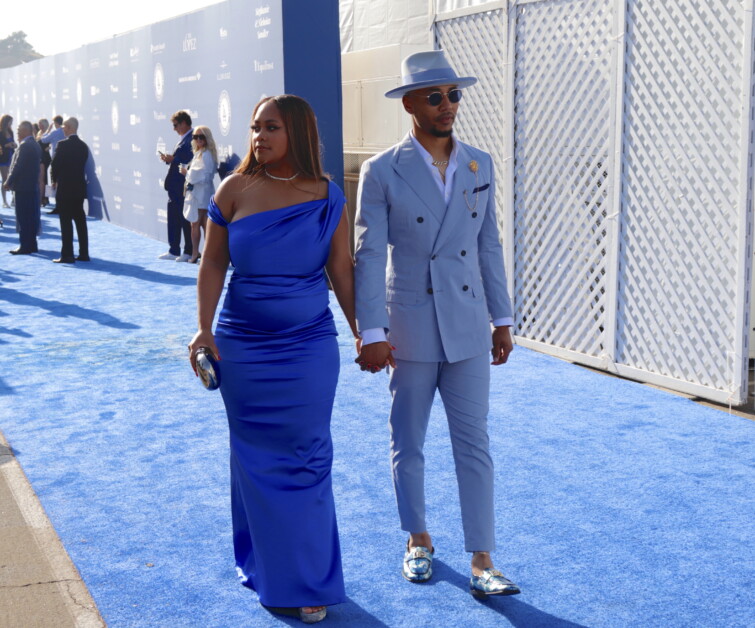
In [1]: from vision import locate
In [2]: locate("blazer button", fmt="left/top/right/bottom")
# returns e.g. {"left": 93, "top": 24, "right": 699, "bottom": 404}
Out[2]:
{"left": 417, "top": 216, "right": 424, "bottom": 223}
{"left": 462, "top": 285, "right": 469, "bottom": 291}
{"left": 427, "top": 288, "right": 433, "bottom": 294}
{"left": 471, "top": 212, "right": 478, "bottom": 218}
{"left": 431, "top": 255, "right": 437, "bottom": 260}
{"left": 460, "top": 250, "right": 466, "bottom": 256}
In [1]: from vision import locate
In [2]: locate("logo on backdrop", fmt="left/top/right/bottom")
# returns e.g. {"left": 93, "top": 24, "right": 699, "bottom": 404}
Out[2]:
{"left": 76, "top": 79, "right": 82, "bottom": 107}
{"left": 218, "top": 90, "right": 231, "bottom": 137}
{"left": 132, "top": 72, "right": 138, "bottom": 99}
{"left": 183, "top": 33, "right": 197, "bottom": 53}
{"left": 154, "top": 63, "right": 164, "bottom": 102}
{"left": 111, "top": 101, "right": 119, "bottom": 134}
{"left": 32, "top": 87, "right": 37, "bottom": 109}
{"left": 156, "top": 137, "right": 167, "bottom": 156}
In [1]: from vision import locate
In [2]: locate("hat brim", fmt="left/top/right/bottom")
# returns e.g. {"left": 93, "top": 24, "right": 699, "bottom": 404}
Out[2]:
{"left": 384, "top": 76, "right": 478, "bottom": 99}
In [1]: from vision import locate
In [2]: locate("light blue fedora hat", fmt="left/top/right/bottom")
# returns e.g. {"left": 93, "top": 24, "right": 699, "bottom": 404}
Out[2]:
{"left": 385, "top": 50, "right": 478, "bottom": 98}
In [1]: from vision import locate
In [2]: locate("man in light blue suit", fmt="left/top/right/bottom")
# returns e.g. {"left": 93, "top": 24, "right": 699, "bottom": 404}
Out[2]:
{"left": 354, "top": 50, "right": 521, "bottom": 600}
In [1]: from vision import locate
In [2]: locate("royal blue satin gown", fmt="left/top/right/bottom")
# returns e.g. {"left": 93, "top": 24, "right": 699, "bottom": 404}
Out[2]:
{"left": 207, "top": 180, "right": 346, "bottom": 608}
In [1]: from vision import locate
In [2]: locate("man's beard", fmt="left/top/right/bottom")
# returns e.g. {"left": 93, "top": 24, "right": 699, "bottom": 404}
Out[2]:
{"left": 431, "top": 128, "right": 453, "bottom": 138}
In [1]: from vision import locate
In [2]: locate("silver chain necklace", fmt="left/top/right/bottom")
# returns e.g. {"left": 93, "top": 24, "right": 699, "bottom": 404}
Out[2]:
{"left": 264, "top": 169, "right": 300, "bottom": 181}
{"left": 432, "top": 160, "right": 449, "bottom": 167}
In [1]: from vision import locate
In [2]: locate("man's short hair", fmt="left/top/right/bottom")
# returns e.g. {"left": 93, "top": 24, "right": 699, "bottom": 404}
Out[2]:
{"left": 171, "top": 110, "right": 192, "bottom": 127}
{"left": 53, "top": 115, "right": 63, "bottom": 125}
{"left": 18, "top": 121, "right": 33, "bottom": 134}
{"left": 64, "top": 117, "right": 79, "bottom": 132}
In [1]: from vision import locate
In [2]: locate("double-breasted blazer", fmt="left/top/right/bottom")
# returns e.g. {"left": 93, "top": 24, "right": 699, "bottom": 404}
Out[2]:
{"left": 354, "top": 133, "right": 513, "bottom": 364}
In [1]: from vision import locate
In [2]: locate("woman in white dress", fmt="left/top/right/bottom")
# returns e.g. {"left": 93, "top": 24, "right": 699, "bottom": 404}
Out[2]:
{"left": 181, "top": 125, "right": 218, "bottom": 263}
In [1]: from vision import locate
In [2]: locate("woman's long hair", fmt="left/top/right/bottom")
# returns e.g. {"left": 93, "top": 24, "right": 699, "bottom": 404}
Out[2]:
{"left": 236, "top": 95, "right": 325, "bottom": 180}
{"left": 191, "top": 125, "right": 218, "bottom": 164}
{"left": 0, "top": 114, "right": 12, "bottom": 136}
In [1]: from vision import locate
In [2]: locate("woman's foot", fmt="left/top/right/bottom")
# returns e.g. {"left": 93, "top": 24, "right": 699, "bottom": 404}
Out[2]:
{"left": 299, "top": 606, "right": 327, "bottom": 624}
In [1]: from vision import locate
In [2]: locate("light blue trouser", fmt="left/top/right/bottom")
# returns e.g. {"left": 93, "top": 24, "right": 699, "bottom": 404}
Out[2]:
{"left": 388, "top": 354, "right": 495, "bottom": 552}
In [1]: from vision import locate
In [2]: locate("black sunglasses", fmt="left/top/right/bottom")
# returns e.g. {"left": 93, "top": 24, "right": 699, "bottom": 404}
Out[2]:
{"left": 192, "top": 134, "right": 206, "bottom": 140}
{"left": 425, "top": 89, "right": 463, "bottom": 106}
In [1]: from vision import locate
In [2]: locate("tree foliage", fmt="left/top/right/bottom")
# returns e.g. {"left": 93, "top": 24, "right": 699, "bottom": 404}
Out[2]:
{"left": 0, "top": 31, "right": 43, "bottom": 69}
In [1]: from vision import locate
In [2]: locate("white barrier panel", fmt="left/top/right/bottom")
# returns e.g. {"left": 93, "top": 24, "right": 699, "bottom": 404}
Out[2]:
{"left": 435, "top": 0, "right": 755, "bottom": 404}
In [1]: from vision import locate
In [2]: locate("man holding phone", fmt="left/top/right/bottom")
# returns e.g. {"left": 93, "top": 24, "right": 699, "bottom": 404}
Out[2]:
{"left": 158, "top": 110, "right": 193, "bottom": 261}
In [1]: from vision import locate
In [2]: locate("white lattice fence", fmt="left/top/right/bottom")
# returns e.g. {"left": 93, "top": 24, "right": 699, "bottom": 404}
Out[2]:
{"left": 616, "top": 0, "right": 753, "bottom": 397}
{"left": 508, "top": 0, "right": 616, "bottom": 358}
{"left": 434, "top": 0, "right": 755, "bottom": 404}
{"left": 435, "top": 6, "right": 507, "bottom": 239}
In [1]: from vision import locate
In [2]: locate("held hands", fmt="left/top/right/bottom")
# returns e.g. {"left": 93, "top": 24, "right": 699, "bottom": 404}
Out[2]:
{"left": 491, "top": 326, "right": 513, "bottom": 365}
{"left": 355, "top": 341, "right": 396, "bottom": 373}
{"left": 188, "top": 329, "right": 221, "bottom": 376}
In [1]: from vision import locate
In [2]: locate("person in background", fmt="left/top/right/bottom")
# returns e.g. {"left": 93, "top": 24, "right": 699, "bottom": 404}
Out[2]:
{"left": 37, "top": 118, "right": 52, "bottom": 207}
{"left": 3, "top": 121, "right": 41, "bottom": 253}
{"left": 50, "top": 117, "right": 90, "bottom": 263}
{"left": 41, "top": 115, "right": 65, "bottom": 157}
{"left": 158, "top": 110, "right": 193, "bottom": 261}
{"left": 0, "top": 114, "right": 17, "bottom": 209}
{"left": 180, "top": 125, "right": 217, "bottom": 264}
{"left": 41, "top": 115, "right": 66, "bottom": 214}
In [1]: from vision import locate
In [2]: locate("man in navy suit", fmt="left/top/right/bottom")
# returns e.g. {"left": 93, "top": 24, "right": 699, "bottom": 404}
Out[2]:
{"left": 354, "top": 51, "right": 520, "bottom": 599}
{"left": 158, "top": 110, "right": 193, "bottom": 261}
{"left": 51, "top": 117, "right": 90, "bottom": 263}
{"left": 3, "top": 121, "right": 42, "bottom": 254}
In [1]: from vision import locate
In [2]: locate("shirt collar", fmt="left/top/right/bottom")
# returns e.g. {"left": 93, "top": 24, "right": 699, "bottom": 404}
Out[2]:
{"left": 410, "top": 131, "right": 458, "bottom": 167}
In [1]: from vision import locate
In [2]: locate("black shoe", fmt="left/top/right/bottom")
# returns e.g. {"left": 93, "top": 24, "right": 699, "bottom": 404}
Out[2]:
{"left": 47, "top": 209, "right": 59, "bottom": 215}
{"left": 76, "top": 255, "right": 91, "bottom": 262}
{"left": 53, "top": 256, "right": 75, "bottom": 264}
{"left": 9, "top": 248, "right": 34, "bottom": 255}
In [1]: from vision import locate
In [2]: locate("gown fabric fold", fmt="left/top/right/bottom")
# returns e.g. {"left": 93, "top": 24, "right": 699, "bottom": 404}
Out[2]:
{"left": 208, "top": 180, "right": 346, "bottom": 607}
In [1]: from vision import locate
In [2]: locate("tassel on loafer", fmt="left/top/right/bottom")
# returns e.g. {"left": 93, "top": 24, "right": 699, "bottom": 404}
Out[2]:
{"left": 469, "top": 568, "right": 521, "bottom": 599}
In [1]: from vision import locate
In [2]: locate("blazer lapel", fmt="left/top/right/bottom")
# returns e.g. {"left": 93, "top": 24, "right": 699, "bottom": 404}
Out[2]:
{"left": 433, "top": 143, "right": 477, "bottom": 252}
{"left": 391, "top": 134, "right": 446, "bottom": 224}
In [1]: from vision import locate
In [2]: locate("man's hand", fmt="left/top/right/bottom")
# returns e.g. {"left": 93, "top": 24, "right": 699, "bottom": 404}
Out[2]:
{"left": 160, "top": 153, "right": 174, "bottom": 164}
{"left": 491, "top": 326, "right": 513, "bottom": 365}
{"left": 355, "top": 341, "right": 396, "bottom": 373}
{"left": 2, "top": 182, "right": 8, "bottom": 191}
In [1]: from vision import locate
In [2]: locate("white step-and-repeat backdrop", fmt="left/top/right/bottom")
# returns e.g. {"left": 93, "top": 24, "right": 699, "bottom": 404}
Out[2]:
{"left": 0, "top": 0, "right": 343, "bottom": 241}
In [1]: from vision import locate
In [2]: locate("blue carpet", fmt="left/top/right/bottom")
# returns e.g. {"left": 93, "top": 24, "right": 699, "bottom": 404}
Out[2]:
{"left": 0, "top": 213, "right": 753, "bottom": 627}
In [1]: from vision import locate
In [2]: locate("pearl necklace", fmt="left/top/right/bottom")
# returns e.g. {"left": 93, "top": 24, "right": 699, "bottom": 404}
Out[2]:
{"left": 264, "top": 169, "right": 300, "bottom": 181}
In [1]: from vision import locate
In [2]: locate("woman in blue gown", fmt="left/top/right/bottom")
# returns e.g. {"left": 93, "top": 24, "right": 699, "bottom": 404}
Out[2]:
{"left": 188, "top": 95, "right": 358, "bottom": 624}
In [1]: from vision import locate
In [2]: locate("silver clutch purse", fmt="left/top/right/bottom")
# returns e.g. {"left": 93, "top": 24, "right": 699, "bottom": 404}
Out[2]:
{"left": 195, "top": 347, "right": 220, "bottom": 390}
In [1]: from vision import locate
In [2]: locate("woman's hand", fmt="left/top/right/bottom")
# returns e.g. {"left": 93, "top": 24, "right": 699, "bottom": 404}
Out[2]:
{"left": 180, "top": 165, "right": 188, "bottom": 176}
{"left": 188, "top": 329, "right": 220, "bottom": 376}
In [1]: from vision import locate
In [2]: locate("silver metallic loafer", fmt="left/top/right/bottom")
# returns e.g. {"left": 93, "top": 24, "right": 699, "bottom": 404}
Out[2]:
{"left": 402, "top": 544, "right": 434, "bottom": 582}
{"left": 469, "top": 568, "right": 521, "bottom": 599}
